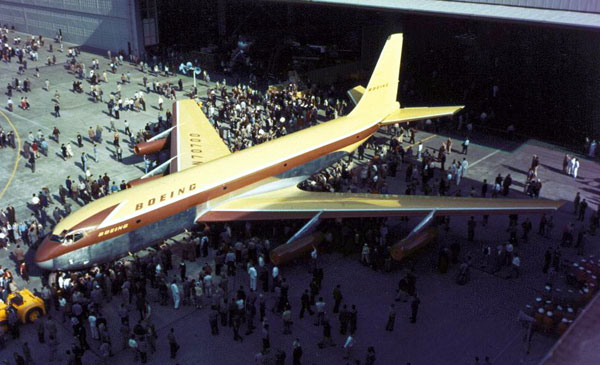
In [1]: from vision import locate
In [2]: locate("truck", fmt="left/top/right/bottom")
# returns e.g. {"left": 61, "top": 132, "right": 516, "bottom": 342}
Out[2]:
{"left": 0, "top": 289, "right": 46, "bottom": 333}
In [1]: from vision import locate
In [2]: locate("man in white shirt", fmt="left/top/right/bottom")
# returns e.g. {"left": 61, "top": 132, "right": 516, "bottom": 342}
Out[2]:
{"left": 314, "top": 297, "right": 326, "bottom": 326}
{"left": 461, "top": 158, "right": 469, "bottom": 176}
{"left": 572, "top": 158, "right": 580, "bottom": 179}
{"left": 31, "top": 194, "right": 40, "bottom": 215}
{"left": 310, "top": 246, "right": 318, "bottom": 273}
{"left": 58, "top": 296, "right": 68, "bottom": 322}
{"left": 343, "top": 334, "right": 355, "bottom": 359}
{"left": 461, "top": 138, "right": 470, "bottom": 154}
{"left": 361, "top": 244, "right": 370, "bottom": 266}
{"left": 170, "top": 280, "right": 180, "bottom": 309}
{"left": 511, "top": 253, "right": 521, "bottom": 278}
{"left": 89, "top": 312, "right": 99, "bottom": 339}
{"left": 203, "top": 273, "right": 213, "bottom": 297}
{"left": 247, "top": 265, "right": 257, "bottom": 291}
{"left": 567, "top": 156, "right": 574, "bottom": 176}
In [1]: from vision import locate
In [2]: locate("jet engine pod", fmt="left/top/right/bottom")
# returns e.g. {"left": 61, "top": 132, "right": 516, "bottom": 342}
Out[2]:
{"left": 270, "top": 232, "right": 324, "bottom": 266}
{"left": 134, "top": 138, "right": 167, "bottom": 155}
{"left": 390, "top": 226, "right": 438, "bottom": 261}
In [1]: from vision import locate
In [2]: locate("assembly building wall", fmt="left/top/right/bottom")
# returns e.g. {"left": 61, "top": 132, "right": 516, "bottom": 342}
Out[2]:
{"left": 448, "top": 0, "right": 600, "bottom": 13}
{"left": 0, "top": 0, "right": 143, "bottom": 55}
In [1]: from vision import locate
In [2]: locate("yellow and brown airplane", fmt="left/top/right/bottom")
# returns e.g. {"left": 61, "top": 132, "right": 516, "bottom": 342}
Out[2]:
{"left": 35, "top": 34, "right": 563, "bottom": 270}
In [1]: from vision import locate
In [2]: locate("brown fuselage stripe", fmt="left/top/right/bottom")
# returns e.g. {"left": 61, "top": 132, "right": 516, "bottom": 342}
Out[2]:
{"left": 70, "top": 205, "right": 118, "bottom": 231}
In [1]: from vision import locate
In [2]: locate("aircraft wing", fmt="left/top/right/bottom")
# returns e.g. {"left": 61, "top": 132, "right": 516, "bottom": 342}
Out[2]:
{"left": 170, "top": 100, "right": 231, "bottom": 172}
{"left": 199, "top": 186, "right": 565, "bottom": 221}
{"left": 380, "top": 106, "right": 464, "bottom": 126}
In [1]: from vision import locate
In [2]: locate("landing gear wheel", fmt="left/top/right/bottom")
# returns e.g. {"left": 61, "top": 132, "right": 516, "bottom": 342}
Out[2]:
{"left": 26, "top": 307, "right": 43, "bottom": 323}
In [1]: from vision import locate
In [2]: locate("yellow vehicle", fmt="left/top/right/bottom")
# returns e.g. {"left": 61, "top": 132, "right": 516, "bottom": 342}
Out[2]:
{"left": 0, "top": 289, "right": 46, "bottom": 332}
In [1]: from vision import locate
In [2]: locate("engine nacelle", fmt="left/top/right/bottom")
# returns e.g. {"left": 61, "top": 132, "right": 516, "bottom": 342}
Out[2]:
{"left": 134, "top": 138, "right": 167, "bottom": 155}
{"left": 270, "top": 232, "right": 324, "bottom": 265}
{"left": 390, "top": 226, "right": 438, "bottom": 261}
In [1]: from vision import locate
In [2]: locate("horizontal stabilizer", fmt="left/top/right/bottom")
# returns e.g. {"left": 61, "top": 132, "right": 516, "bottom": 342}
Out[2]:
{"left": 347, "top": 85, "right": 365, "bottom": 105}
{"left": 380, "top": 106, "right": 463, "bottom": 126}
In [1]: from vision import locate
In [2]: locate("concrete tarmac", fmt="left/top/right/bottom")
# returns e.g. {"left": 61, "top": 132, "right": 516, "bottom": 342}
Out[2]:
{"left": 1, "top": 30, "right": 599, "bottom": 364}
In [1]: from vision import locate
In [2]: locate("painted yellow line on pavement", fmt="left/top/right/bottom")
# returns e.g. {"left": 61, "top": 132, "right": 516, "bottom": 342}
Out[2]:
{"left": 470, "top": 149, "right": 502, "bottom": 168}
{"left": 406, "top": 134, "right": 436, "bottom": 149}
{"left": 0, "top": 110, "right": 22, "bottom": 201}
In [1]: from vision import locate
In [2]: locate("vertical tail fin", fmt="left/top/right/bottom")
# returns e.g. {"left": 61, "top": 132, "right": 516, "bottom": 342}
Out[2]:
{"left": 351, "top": 33, "right": 403, "bottom": 118}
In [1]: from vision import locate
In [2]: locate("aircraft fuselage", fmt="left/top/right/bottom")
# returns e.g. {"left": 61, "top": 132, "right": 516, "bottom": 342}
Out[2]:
{"left": 35, "top": 113, "right": 377, "bottom": 270}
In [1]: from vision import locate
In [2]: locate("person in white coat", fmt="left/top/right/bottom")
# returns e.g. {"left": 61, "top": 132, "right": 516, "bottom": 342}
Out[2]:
{"left": 572, "top": 158, "right": 580, "bottom": 179}
{"left": 461, "top": 158, "right": 469, "bottom": 176}
{"left": 567, "top": 156, "right": 574, "bottom": 176}
{"left": 170, "top": 280, "right": 180, "bottom": 309}
{"left": 248, "top": 265, "right": 257, "bottom": 291}
{"left": 310, "top": 246, "right": 318, "bottom": 273}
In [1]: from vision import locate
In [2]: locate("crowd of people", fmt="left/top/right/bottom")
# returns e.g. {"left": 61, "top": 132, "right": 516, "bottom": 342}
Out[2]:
{"left": 0, "top": 26, "right": 390, "bottom": 364}
{"left": 0, "top": 24, "right": 599, "bottom": 364}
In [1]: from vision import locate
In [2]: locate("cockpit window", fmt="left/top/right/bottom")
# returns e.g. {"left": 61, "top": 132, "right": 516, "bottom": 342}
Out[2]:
{"left": 65, "top": 233, "right": 84, "bottom": 244}
{"left": 50, "top": 231, "right": 86, "bottom": 245}
{"left": 49, "top": 234, "right": 64, "bottom": 243}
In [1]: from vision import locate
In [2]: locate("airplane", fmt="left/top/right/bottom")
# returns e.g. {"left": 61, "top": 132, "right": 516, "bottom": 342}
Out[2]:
{"left": 35, "top": 34, "right": 563, "bottom": 271}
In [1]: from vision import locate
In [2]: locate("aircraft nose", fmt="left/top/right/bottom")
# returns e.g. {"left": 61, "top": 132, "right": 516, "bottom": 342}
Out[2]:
{"left": 35, "top": 236, "right": 58, "bottom": 270}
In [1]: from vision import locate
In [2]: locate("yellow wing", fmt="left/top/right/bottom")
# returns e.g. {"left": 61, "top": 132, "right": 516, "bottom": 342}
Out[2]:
{"left": 171, "top": 99, "right": 231, "bottom": 172}
{"left": 199, "top": 186, "right": 564, "bottom": 221}
{"left": 380, "top": 106, "right": 464, "bottom": 126}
